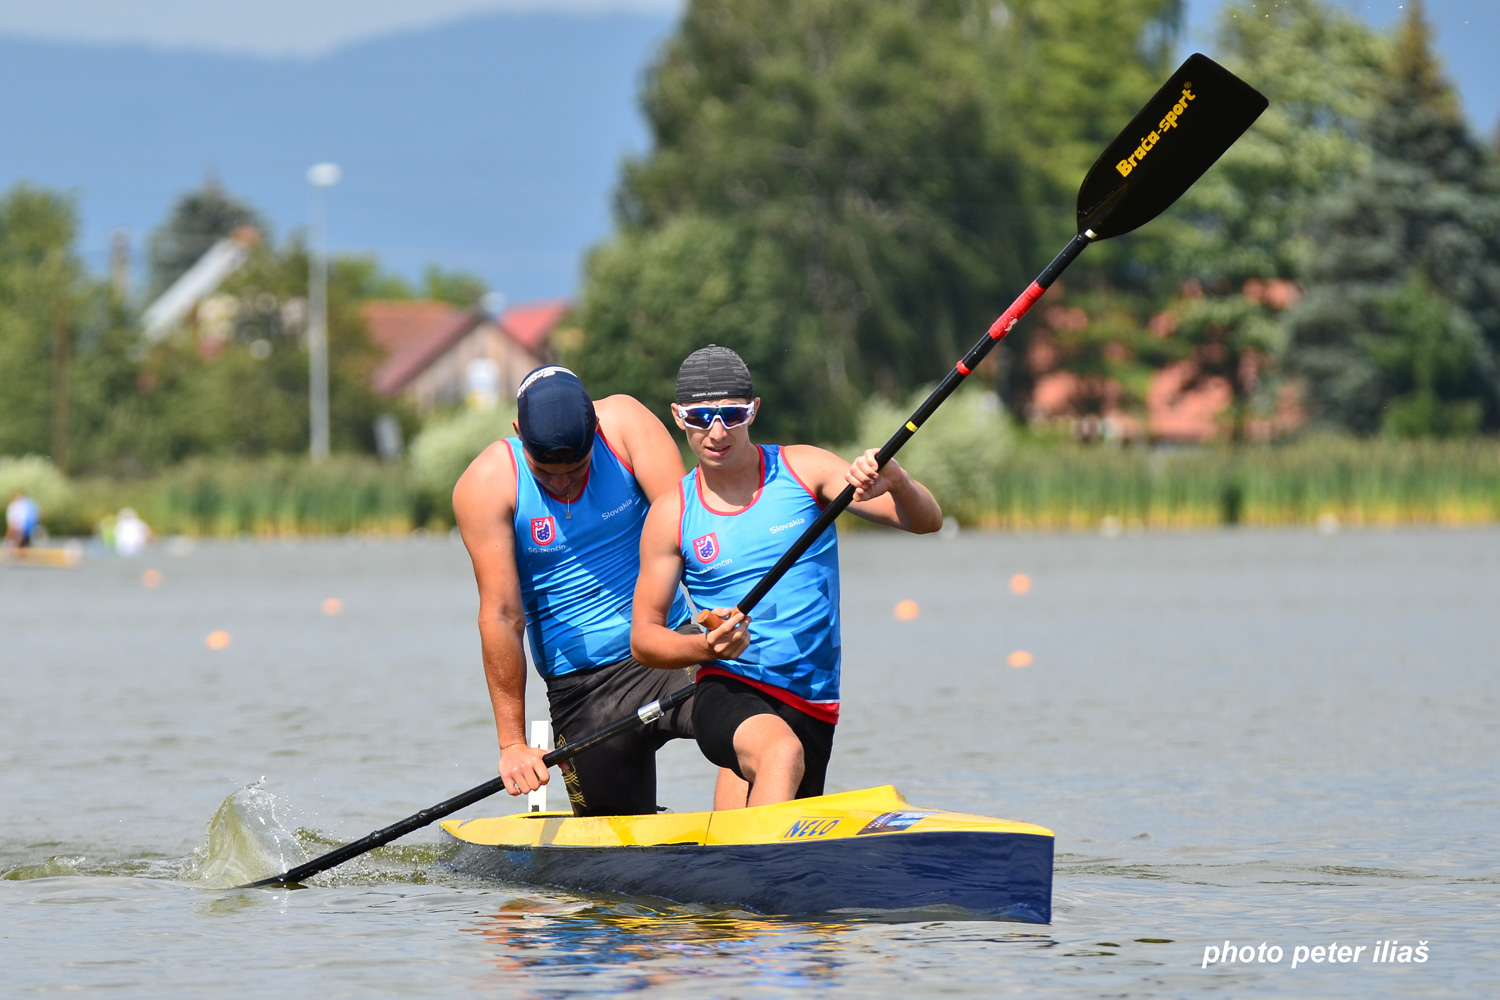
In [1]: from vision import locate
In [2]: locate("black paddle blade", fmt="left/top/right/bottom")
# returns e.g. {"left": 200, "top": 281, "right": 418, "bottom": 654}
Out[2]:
{"left": 1077, "top": 53, "right": 1268, "bottom": 240}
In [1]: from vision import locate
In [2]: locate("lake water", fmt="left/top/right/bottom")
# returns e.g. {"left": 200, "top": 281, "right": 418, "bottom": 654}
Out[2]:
{"left": 2, "top": 528, "right": 1496, "bottom": 997}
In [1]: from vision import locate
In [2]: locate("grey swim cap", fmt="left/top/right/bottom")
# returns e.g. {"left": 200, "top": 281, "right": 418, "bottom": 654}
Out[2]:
{"left": 675, "top": 345, "right": 754, "bottom": 404}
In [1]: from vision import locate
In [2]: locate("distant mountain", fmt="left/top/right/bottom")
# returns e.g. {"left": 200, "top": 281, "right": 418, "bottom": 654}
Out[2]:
{"left": 0, "top": 11, "right": 677, "bottom": 302}
{"left": 5, "top": 3, "right": 1493, "bottom": 308}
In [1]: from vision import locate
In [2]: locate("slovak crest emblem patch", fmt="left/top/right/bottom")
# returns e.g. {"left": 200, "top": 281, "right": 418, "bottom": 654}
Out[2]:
{"left": 531, "top": 516, "right": 557, "bottom": 546}
{"left": 692, "top": 532, "right": 720, "bottom": 563}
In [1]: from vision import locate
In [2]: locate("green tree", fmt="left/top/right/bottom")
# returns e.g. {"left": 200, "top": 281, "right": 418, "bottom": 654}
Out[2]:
{"left": 421, "top": 266, "right": 488, "bottom": 307}
{"left": 1140, "top": 0, "right": 1387, "bottom": 439}
{"left": 983, "top": 0, "right": 1186, "bottom": 424}
{"left": 122, "top": 238, "right": 398, "bottom": 464}
{"left": 0, "top": 186, "right": 82, "bottom": 461}
{"left": 1367, "top": 273, "right": 1483, "bottom": 436}
{"left": 64, "top": 285, "right": 153, "bottom": 474}
{"left": 1178, "top": 0, "right": 1385, "bottom": 284}
{"left": 579, "top": 0, "right": 1049, "bottom": 440}
{"left": 1003, "top": 0, "right": 1184, "bottom": 230}
{"left": 145, "top": 180, "right": 263, "bottom": 301}
{"left": 1287, "top": 0, "right": 1500, "bottom": 432}
{"left": 576, "top": 0, "right": 1186, "bottom": 440}
{"left": 577, "top": 215, "right": 832, "bottom": 440}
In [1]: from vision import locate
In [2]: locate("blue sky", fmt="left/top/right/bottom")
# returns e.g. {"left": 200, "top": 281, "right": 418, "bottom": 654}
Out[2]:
{"left": 0, "top": 0, "right": 679, "bottom": 56}
{"left": 1, "top": 1, "right": 1490, "bottom": 125}
{"left": 0, "top": 1, "right": 1493, "bottom": 303}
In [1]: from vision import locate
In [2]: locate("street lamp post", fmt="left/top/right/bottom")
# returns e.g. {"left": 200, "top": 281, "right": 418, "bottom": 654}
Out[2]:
{"left": 307, "top": 162, "right": 341, "bottom": 462}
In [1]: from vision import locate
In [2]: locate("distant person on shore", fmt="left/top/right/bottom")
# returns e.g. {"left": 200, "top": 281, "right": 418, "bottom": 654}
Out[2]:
{"left": 631, "top": 346, "right": 943, "bottom": 808}
{"left": 114, "top": 508, "right": 151, "bottom": 556}
{"left": 452, "top": 366, "right": 736, "bottom": 817}
{"left": 5, "top": 493, "right": 40, "bottom": 548}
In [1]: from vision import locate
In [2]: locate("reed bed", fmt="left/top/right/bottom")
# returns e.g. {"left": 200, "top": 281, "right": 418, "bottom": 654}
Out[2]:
{"left": 982, "top": 437, "right": 1500, "bottom": 530}
{"left": 35, "top": 436, "right": 1500, "bottom": 538}
{"left": 75, "top": 457, "right": 429, "bottom": 537}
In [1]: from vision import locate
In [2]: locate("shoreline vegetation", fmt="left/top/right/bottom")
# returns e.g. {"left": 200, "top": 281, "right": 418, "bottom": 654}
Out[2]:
{"left": 6, "top": 436, "right": 1498, "bottom": 540}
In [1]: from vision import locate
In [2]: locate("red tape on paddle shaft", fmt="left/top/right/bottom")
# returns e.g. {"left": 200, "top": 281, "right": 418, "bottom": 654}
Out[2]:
{"left": 714, "top": 232, "right": 1092, "bottom": 625}
{"left": 987, "top": 282, "right": 1047, "bottom": 341}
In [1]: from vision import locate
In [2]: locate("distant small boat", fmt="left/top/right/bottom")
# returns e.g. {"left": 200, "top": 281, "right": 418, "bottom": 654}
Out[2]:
{"left": 0, "top": 545, "right": 82, "bottom": 568}
{"left": 442, "top": 785, "right": 1053, "bottom": 921}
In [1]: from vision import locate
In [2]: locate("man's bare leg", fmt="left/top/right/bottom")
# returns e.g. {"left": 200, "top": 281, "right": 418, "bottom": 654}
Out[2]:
{"left": 712, "top": 767, "right": 750, "bottom": 810}
{"left": 731, "top": 714, "right": 804, "bottom": 806}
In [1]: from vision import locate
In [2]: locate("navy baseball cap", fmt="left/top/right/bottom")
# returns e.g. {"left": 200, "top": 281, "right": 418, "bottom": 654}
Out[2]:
{"left": 516, "top": 366, "right": 597, "bottom": 464}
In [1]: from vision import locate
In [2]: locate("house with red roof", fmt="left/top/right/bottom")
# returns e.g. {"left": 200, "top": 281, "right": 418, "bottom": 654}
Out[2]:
{"left": 363, "top": 298, "right": 569, "bottom": 413}
{"left": 1023, "top": 281, "right": 1306, "bottom": 443}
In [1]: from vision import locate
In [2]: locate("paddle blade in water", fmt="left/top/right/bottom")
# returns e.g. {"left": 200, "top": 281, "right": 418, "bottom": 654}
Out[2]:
{"left": 182, "top": 779, "right": 309, "bottom": 888}
{"left": 1077, "top": 53, "right": 1268, "bottom": 240}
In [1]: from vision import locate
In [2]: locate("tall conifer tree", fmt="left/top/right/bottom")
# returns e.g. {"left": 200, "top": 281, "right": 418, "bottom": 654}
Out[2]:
{"left": 1288, "top": 0, "right": 1500, "bottom": 433}
{"left": 1143, "top": 0, "right": 1383, "bottom": 441}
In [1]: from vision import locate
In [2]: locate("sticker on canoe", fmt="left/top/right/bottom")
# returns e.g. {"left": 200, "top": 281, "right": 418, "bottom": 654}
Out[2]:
{"left": 781, "top": 818, "right": 840, "bottom": 840}
{"left": 856, "top": 810, "right": 936, "bottom": 835}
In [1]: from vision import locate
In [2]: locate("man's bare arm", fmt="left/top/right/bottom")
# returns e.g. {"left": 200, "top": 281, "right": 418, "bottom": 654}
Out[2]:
{"left": 630, "top": 493, "right": 749, "bottom": 668}
{"left": 596, "top": 395, "right": 686, "bottom": 503}
{"left": 782, "top": 445, "right": 943, "bottom": 534}
{"left": 453, "top": 442, "right": 550, "bottom": 796}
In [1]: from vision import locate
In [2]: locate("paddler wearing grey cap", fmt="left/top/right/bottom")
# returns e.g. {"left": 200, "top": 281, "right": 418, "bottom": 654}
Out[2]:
{"left": 452, "top": 366, "right": 739, "bottom": 815}
{"left": 631, "top": 346, "right": 944, "bottom": 809}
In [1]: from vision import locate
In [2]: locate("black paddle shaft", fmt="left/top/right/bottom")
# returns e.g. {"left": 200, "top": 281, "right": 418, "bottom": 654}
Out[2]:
{"left": 240, "top": 684, "right": 695, "bottom": 889}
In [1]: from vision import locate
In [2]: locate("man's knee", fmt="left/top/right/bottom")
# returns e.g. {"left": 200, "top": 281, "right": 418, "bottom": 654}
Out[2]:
{"left": 733, "top": 715, "right": 804, "bottom": 779}
{"left": 761, "top": 733, "right": 804, "bottom": 773}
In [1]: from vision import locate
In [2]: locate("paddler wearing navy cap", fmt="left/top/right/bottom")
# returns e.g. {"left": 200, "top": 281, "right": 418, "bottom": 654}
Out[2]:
{"left": 453, "top": 366, "right": 738, "bottom": 815}
{"left": 631, "top": 346, "right": 944, "bottom": 808}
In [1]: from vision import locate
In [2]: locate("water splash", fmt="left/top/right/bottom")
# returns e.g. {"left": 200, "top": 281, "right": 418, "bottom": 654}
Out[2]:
{"left": 181, "top": 778, "right": 309, "bottom": 888}
{"left": 2, "top": 781, "right": 454, "bottom": 888}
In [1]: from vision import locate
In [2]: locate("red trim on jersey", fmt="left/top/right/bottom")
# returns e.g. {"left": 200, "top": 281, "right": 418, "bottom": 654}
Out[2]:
{"left": 779, "top": 447, "right": 827, "bottom": 509}
{"left": 515, "top": 435, "right": 593, "bottom": 504}
{"left": 598, "top": 426, "right": 634, "bottom": 475}
{"left": 504, "top": 440, "right": 520, "bottom": 508}
{"left": 697, "top": 665, "right": 841, "bottom": 724}
{"left": 695, "top": 446, "right": 767, "bottom": 516}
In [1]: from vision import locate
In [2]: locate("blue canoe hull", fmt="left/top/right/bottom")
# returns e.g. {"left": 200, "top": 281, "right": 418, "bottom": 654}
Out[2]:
{"left": 446, "top": 830, "right": 1053, "bottom": 922}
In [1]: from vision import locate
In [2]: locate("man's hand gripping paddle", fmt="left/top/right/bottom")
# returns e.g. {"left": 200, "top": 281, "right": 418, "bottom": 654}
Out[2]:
{"left": 240, "top": 54, "right": 1265, "bottom": 890}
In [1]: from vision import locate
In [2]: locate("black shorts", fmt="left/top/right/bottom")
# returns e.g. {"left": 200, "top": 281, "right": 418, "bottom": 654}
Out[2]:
{"left": 691, "top": 673, "right": 836, "bottom": 800}
{"left": 544, "top": 637, "right": 697, "bottom": 818}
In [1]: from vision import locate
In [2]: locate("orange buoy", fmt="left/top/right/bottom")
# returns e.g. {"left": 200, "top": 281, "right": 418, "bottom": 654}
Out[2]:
{"left": 141, "top": 569, "right": 163, "bottom": 588}
{"left": 1010, "top": 573, "right": 1031, "bottom": 595}
{"left": 206, "top": 630, "right": 232, "bottom": 650}
{"left": 1007, "top": 650, "right": 1033, "bottom": 668}
{"left": 321, "top": 597, "right": 344, "bottom": 616}
{"left": 894, "top": 599, "right": 920, "bottom": 621}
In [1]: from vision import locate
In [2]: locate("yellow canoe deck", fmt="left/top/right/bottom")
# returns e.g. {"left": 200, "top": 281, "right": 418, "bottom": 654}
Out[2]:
{"left": 442, "top": 784, "right": 1053, "bottom": 850}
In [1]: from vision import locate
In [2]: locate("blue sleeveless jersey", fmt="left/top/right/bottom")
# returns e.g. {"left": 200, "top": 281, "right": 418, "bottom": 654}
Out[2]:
{"left": 679, "top": 445, "right": 841, "bottom": 722}
{"left": 509, "top": 434, "right": 689, "bottom": 678}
